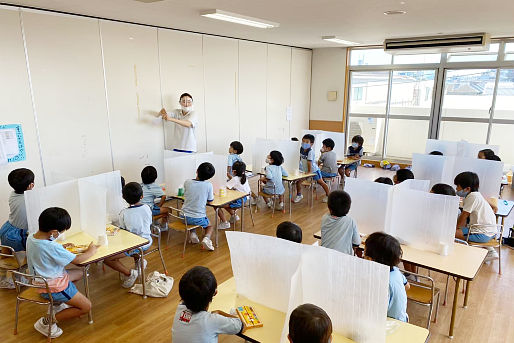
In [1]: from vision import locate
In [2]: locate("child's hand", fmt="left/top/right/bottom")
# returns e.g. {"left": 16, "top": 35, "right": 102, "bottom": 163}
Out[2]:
{"left": 160, "top": 108, "right": 168, "bottom": 120}
{"left": 62, "top": 243, "right": 73, "bottom": 249}
{"left": 86, "top": 242, "right": 98, "bottom": 254}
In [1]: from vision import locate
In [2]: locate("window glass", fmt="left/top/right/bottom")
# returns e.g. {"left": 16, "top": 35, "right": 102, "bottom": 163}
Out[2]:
{"left": 389, "top": 70, "right": 436, "bottom": 116}
{"left": 492, "top": 69, "right": 514, "bottom": 120}
{"left": 489, "top": 124, "right": 514, "bottom": 164}
{"left": 393, "top": 53, "right": 441, "bottom": 64}
{"left": 350, "top": 49, "right": 392, "bottom": 66}
{"left": 349, "top": 71, "right": 389, "bottom": 114}
{"left": 439, "top": 121, "right": 488, "bottom": 144}
{"left": 447, "top": 43, "right": 499, "bottom": 62}
{"left": 347, "top": 117, "right": 385, "bottom": 158}
{"left": 385, "top": 119, "right": 429, "bottom": 159}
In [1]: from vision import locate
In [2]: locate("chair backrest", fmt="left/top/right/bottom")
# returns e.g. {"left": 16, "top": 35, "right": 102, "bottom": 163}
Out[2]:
{"left": 400, "top": 268, "right": 436, "bottom": 301}
{"left": 468, "top": 224, "right": 503, "bottom": 239}
{"left": 11, "top": 270, "right": 53, "bottom": 303}
{"left": 0, "top": 245, "right": 21, "bottom": 270}
{"left": 454, "top": 238, "right": 469, "bottom": 246}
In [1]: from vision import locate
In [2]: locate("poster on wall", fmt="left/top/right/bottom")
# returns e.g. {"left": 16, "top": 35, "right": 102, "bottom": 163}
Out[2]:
{"left": 0, "top": 124, "right": 26, "bottom": 163}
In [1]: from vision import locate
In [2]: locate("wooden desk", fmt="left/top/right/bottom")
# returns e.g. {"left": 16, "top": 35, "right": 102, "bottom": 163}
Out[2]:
{"left": 60, "top": 230, "right": 149, "bottom": 323}
{"left": 337, "top": 157, "right": 359, "bottom": 166}
{"left": 313, "top": 230, "right": 487, "bottom": 338}
{"left": 210, "top": 278, "right": 429, "bottom": 343}
{"left": 164, "top": 189, "right": 248, "bottom": 246}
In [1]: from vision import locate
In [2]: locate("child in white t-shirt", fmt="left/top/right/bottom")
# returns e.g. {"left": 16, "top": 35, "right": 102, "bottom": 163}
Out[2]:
{"left": 218, "top": 161, "right": 251, "bottom": 229}
{"left": 172, "top": 266, "right": 244, "bottom": 343}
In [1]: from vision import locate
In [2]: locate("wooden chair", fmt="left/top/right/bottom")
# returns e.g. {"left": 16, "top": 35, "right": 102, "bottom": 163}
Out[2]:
{"left": 256, "top": 180, "right": 284, "bottom": 217}
{"left": 401, "top": 269, "right": 441, "bottom": 329}
{"left": 166, "top": 207, "right": 201, "bottom": 258}
{"left": 467, "top": 224, "right": 503, "bottom": 274}
{"left": 323, "top": 175, "right": 341, "bottom": 191}
{"left": 300, "top": 178, "right": 316, "bottom": 206}
{"left": 144, "top": 225, "right": 168, "bottom": 274}
{"left": 11, "top": 271, "right": 55, "bottom": 342}
{"left": 0, "top": 245, "right": 26, "bottom": 289}
{"left": 230, "top": 192, "right": 255, "bottom": 227}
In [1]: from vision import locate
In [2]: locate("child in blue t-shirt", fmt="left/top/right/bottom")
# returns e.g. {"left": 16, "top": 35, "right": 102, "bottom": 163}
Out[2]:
{"left": 294, "top": 134, "right": 330, "bottom": 203}
{"left": 339, "top": 135, "right": 364, "bottom": 178}
{"left": 182, "top": 162, "right": 215, "bottom": 251}
{"left": 227, "top": 141, "right": 243, "bottom": 179}
{"left": 260, "top": 150, "right": 289, "bottom": 210}
{"left": 364, "top": 232, "right": 410, "bottom": 322}
{"left": 140, "top": 166, "right": 170, "bottom": 227}
{"left": 27, "top": 207, "right": 97, "bottom": 339}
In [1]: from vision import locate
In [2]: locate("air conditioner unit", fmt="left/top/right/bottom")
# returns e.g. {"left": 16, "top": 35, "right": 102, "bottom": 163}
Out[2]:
{"left": 384, "top": 33, "right": 490, "bottom": 54}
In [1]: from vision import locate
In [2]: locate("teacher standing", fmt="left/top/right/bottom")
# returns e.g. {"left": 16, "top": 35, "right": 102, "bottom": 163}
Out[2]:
{"left": 160, "top": 93, "right": 198, "bottom": 153}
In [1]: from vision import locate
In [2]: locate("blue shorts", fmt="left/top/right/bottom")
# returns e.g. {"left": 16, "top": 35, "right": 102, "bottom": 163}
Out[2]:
{"left": 151, "top": 205, "right": 161, "bottom": 216}
{"left": 461, "top": 228, "right": 494, "bottom": 243}
{"left": 182, "top": 216, "right": 210, "bottom": 228}
{"left": 345, "top": 163, "right": 358, "bottom": 171}
{"left": 321, "top": 171, "right": 338, "bottom": 178}
{"left": 229, "top": 198, "right": 247, "bottom": 209}
{"left": 312, "top": 169, "right": 323, "bottom": 181}
{"left": 0, "top": 221, "right": 27, "bottom": 252}
{"left": 40, "top": 281, "right": 78, "bottom": 303}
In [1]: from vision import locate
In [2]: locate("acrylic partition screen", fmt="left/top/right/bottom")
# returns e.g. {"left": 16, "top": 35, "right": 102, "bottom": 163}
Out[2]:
{"left": 344, "top": 178, "right": 392, "bottom": 235}
{"left": 452, "top": 157, "right": 503, "bottom": 198}
{"left": 25, "top": 179, "right": 106, "bottom": 239}
{"left": 281, "top": 245, "right": 389, "bottom": 343}
{"left": 425, "top": 139, "right": 499, "bottom": 158}
{"left": 252, "top": 138, "right": 300, "bottom": 175}
{"left": 412, "top": 154, "right": 455, "bottom": 189}
{"left": 394, "top": 178, "right": 430, "bottom": 192}
{"left": 302, "top": 130, "right": 346, "bottom": 160}
{"left": 386, "top": 188, "right": 459, "bottom": 254}
{"left": 80, "top": 170, "right": 123, "bottom": 224}
{"left": 459, "top": 142, "right": 499, "bottom": 158}
{"left": 226, "top": 231, "right": 303, "bottom": 312}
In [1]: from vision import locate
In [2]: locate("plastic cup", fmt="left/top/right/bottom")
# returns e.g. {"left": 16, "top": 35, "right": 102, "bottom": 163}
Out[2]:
{"left": 178, "top": 188, "right": 184, "bottom": 196}
{"left": 97, "top": 234, "right": 108, "bottom": 247}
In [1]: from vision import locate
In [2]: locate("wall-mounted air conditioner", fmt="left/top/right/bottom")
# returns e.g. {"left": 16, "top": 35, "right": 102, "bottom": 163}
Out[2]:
{"left": 384, "top": 33, "right": 490, "bottom": 54}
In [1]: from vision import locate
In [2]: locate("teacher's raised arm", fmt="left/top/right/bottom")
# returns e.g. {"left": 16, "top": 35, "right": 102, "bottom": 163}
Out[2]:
{"left": 161, "top": 93, "right": 198, "bottom": 153}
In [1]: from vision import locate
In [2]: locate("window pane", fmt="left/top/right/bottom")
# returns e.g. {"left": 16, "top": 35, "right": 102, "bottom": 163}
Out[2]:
{"left": 350, "top": 49, "right": 392, "bottom": 66}
{"left": 489, "top": 124, "right": 514, "bottom": 164}
{"left": 505, "top": 42, "right": 514, "bottom": 60}
{"left": 393, "top": 53, "right": 441, "bottom": 64}
{"left": 447, "top": 43, "right": 499, "bottom": 62}
{"left": 385, "top": 119, "right": 429, "bottom": 159}
{"left": 390, "top": 70, "right": 436, "bottom": 116}
{"left": 493, "top": 69, "right": 514, "bottom": 120}
{"left": 441, "top": 69, "right": 496, "bottom": 118}
{"left": 348, "top": 117, "right": 385, "bottom": 158}
{"left": 439, "top": 121, "right": 488, "bottom": 144}
{"left": 349, "top": 71, "right": 389, "bottom": 114}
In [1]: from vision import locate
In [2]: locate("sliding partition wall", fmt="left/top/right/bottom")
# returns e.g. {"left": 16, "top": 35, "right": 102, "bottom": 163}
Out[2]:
{"left": 347, "top": 40, "right": 514, "bottom": 164}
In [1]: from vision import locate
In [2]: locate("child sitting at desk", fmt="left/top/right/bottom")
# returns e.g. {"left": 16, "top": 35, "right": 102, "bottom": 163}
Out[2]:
{"left": 318, "top": 138, "right": 338, "bottom": 179}
{"left": 364, "top": 232, "right": 409, "bottom": 322}
{"left": 0, "top": 168, "right": 34, "bottom": 253}
{"left": 276, "top": 221, "right": 302, "bottom": 243}
{"left": 172, "top": 266, "right": 244, "bottom": 342}
{"left": 140, "top": 166, "right": 170, "bottom": 228}
{"left": 217, "top": 161, "right": 251, "bottom": 229}
{"left": 393, "top": 169, "right": 414, "bottom": 184}
{"left": 375, "top": 177, "right": 393, "bottom": 185}
{"left": 431, "top": 183, "right": 456, "bottom": 196}
{"left": 27, "top": 207, "right": 97, "bottom": 339}
{"left": 320, "top": 190, "right": 361, "bottom": 255}
{"left": 227, "top": 141, "right": 243, "bottom": 179}
{"left": 295, "top": 134, "right": 330, "bottom": 203}
{"left": 260, "top": 150, "right": 288, "bottom": 210}
{"left": 454, "top": 172, "right": 498, "bottom": 261}
{"left": 339, "top": 134, "right": 364, "bottom": 178}
{"left": 288, "top": 303, "right": 332, "bottom": 343}
{"left": 182, "top": 162, "right": 216, "bottom": 251}
{"left": 104, "top": 182, "right": 152, "bottom": 288}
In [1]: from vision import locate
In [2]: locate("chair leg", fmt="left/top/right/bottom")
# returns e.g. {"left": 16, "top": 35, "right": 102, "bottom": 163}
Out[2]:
{"left": 434, "top": 291, "right": 441, "bottom": 323}
{"left": 271, "top": 196, "right": 275, "bottom": 218}
{"left": 443, "top": 275, "right": 450, "bottom": 306}
{"left": 498, "top": 246, "right": 501, "bottom": 275}
{"left": 157, "top": 243, "right": 168, "bottom": 275}
{"left": 13, "top": 299, "right": 19, "bottom": 335}
{"left": 248, "top": 202, "right": 255, "bottom": 226}
{"left": 182, "top": 231, "right": 188, "bottom": 258}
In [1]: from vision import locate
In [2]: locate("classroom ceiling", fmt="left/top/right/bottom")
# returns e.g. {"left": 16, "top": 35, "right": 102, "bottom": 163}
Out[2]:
{"left": 5, "top": 0, "right": 514, "bottom": 48}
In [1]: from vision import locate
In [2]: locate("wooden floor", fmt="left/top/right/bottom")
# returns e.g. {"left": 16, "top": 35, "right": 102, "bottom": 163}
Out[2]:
{"left": 1, "top": 168, "right": 513, "bottom": 343}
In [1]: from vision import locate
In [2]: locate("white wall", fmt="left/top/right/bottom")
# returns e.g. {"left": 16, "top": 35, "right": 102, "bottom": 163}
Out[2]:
{"left": 310, "top": 48, "right": 347, "bottom": 122}
{"left": 0, "top": 6, "right": 312, "bottom": 221}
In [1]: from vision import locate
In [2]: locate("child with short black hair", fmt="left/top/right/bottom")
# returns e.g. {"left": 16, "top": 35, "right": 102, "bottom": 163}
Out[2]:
{"left": 477, "top": 149, "right": 495, "bottom": 160}
{"left": 295, "top": 134, "right": 330, "bottom": 203}
{"left": 318, "top": 138, "right": 338, "bottom": 179}
{"left": 429, "top": 151, "right": 443, "bottom": 156}
{"left": 27, "top": 207, "right": 97, "bottom": 338}
{"left": 320, "top": 190, "right": 360, "bottom": 255}
{"left": 454, "top": 172, "right": 497, "bottom": 254}
{"left": 104, "top": 182, "right": 152, "bottom": 288}
{"left": 260, "top": 150, "right": 288, "bottom": 210}
{"left": 374, "top": 177, "right": 393, "bottom": 185}
{"left": 0, "top": 168, "right": 35, "bottom": 252}
{"left": 182, "top": 162, "right": 216, "bottom": 251}
{"left": 393, "top": 169, "right": 414, "bottom": 184}
{"left": 276, "top": 221, "right": 302, "bottom": 243}
{"left": 288, "top": 303, "right": 332, "bottom": 343}
{"left": 430, "top": 183, "right": 456, "bottom": 196}
{"left": 227, "top": 141, "right": 243, "bottom": 179}
{"left": 364, "top": 232, "right": 409, "bottom": 322}
{"left": 140, "top": 166, "right": 170, "bottom": 227}
{"left": 172, "top": 266, "right": 243, "bottom": 342}
{"left": 217, "top": 161, "right": 251, "bottom": 229}
{"left": 339, "top": 135, "right": 364, "bottom": 178}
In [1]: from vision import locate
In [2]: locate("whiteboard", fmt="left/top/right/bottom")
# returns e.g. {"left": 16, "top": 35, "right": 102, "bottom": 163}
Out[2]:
{"left": 22, "top": 11, "right": 112, "bottom": 184}
{"left": 100, "top": 20, "right": 164, "bottom": 183}
{"left": 267, "top": 45, "right": 292, "bottom": 140}
{"left": 0, "top": 8, "right": 45, "bottom": 221}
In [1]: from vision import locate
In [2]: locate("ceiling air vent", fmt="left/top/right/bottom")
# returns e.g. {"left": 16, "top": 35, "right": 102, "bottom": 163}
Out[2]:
{"left": 384, "top": 33, "right": 490, "bottom": 53}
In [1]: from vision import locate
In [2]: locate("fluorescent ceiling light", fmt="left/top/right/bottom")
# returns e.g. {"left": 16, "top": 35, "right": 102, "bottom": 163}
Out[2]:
{"left": 322, "top": 36, "right": 359, "bottom": 45}
{"left": 201, "top": 9, "right": 279, "bottom": 29}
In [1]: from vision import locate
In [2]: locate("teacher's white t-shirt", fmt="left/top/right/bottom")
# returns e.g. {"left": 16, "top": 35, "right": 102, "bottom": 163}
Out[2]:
{"left": 165, "top": 109, "right": 198, "bottom": 152}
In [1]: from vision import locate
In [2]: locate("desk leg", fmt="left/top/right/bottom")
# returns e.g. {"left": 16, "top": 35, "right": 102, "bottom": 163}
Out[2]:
{"left": 83, "top": 265, "right": 93, "bottom": 324}
{"left": 240, "top": 202, "right": 244, "bottom": 232}
{"left": 463, "top": 281, "right": 470, "bottom": 308}
{"left": 289, "top": 181, "right": 292, "bottom": 216}
{"left": 138, "top": 248, "right": 146, "bottom": 299}
{"left": 215, "top": 208, "right": 219, "bottom": 247}
{"left": 449, "top": 277, "right": 460, "bottom": 338}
